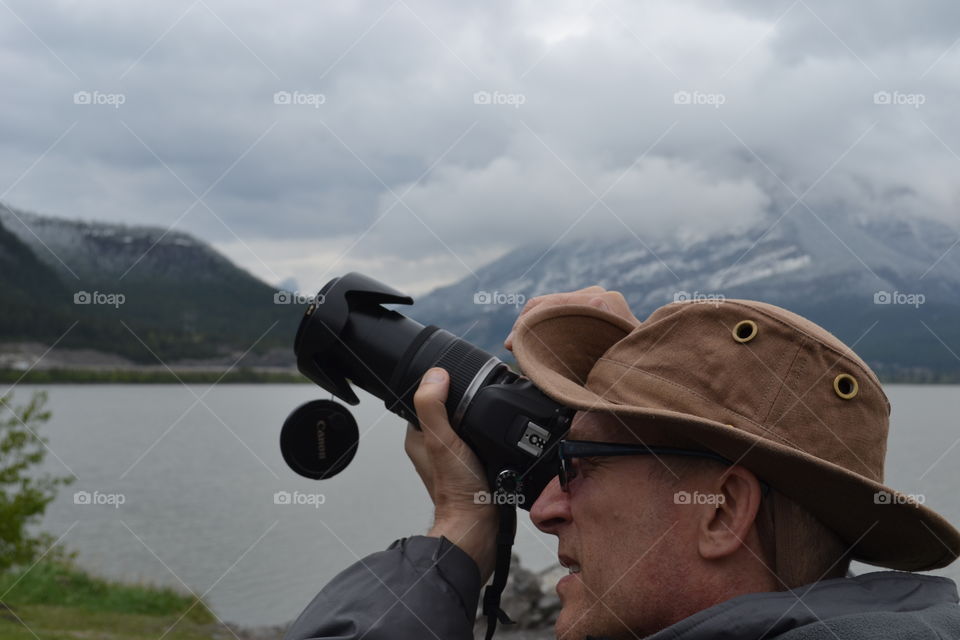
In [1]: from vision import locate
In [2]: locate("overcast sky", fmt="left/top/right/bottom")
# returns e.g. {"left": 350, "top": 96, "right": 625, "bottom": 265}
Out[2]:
{"left": 1, "top": 0, "right": 958, "bottom": 294}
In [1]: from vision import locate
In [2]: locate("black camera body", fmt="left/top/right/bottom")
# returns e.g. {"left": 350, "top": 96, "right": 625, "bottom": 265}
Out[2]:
{"left": 280, "top": 272, "right": 571, "bottom": 509}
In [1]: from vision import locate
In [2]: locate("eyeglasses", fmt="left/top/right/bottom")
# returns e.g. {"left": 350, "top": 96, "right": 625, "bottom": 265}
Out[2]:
{"left": 557, "top": 439, "right": 770, "bottom": 495}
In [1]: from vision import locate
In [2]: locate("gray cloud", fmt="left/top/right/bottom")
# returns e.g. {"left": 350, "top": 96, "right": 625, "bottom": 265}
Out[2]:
{"left": 1, "top": 0, "right": 957, "bottom": 294}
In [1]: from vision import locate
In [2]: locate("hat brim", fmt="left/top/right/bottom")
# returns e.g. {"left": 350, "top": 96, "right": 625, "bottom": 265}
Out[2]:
{"left": 512, "top": 303, "right": 960, "bottom": 571}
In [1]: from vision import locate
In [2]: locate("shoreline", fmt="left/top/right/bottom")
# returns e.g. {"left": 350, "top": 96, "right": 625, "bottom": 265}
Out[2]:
{"left": 4, "top": 366, "right": 960, "bottom": 385}
{"left": 0, "top": 367, "right": 308, "bottom": 384}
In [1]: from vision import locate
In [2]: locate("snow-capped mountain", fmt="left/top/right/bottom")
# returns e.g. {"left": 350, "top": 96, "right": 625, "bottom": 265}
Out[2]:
{"left": 0, "top": 203, "right": 300, "bottom": 363}
{"left": 3, "top": 200, "right": 957, "bottom": 377}
{"left": 410, "top": 211, "right": 960, "bottom": 378}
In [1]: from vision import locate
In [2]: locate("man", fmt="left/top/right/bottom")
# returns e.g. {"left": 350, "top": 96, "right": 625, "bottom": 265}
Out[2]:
{"left": 284, "top": 286, "right": 960, "bottom": 639}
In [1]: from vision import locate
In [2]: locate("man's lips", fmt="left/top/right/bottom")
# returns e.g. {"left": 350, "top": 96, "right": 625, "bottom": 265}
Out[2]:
{"left": 559, "top": 554, "right": 581, "bottom": 574}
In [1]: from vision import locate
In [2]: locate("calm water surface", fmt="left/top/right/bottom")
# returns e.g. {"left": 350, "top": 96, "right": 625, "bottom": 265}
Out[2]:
{"left": 15, "top": 384, "right": 960, "bottom": 626}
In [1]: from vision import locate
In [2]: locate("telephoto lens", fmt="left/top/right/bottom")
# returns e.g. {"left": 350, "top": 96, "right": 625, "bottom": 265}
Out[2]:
{"left": 280, "top": 272, "right": 572, "bottom": 510}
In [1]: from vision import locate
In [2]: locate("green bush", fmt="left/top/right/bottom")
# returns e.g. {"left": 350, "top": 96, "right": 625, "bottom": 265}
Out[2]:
{"left": 0, "top": 391, "right": 73, "bottom": 573}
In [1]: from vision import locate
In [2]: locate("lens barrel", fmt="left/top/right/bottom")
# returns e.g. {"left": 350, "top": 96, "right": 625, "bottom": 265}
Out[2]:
{"left": 388, "top": 326, "right": 502, "bottom": 426}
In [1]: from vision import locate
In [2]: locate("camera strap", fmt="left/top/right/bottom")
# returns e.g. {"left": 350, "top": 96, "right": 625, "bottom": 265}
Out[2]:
{"left": 481, "top": 503, "right": 517, "bottom": 640}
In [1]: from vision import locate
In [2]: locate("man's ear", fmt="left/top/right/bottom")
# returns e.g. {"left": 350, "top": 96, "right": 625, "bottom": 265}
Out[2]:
{"left": 696, "top": 466, "right": 765, "bottom": 561}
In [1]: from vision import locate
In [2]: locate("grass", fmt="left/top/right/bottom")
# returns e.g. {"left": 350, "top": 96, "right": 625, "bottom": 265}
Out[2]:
{"left": 0, "top": 560, "right": 224, "bottom": 640}
{"left": 0, "top": 604, "right": 222, "bottom": 640}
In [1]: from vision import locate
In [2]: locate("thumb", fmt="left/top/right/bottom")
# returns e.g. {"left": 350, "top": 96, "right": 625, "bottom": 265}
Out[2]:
{"left": 414, "top": 368, "right": 455, "bottom": 449}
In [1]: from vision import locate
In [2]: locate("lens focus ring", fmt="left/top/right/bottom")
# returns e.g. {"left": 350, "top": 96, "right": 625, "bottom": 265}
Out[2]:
{"left": 432, "top": 337, "right": 495, "bottom": 419}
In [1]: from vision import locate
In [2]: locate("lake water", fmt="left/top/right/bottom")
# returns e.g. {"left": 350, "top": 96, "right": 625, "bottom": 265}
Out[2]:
{"left": 12, "top": 383, "right": 960, "bottom": 627}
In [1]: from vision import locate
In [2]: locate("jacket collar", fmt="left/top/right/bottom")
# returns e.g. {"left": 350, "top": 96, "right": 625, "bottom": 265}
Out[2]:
{"left": 590, "top": 572, "right": 958, "bottom": 640}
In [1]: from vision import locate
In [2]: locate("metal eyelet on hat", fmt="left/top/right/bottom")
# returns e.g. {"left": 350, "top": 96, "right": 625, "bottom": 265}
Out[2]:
{"left": 732, "top": 320, "right": 758, "bottom": 343}
{"left": 833, "top": 373, "right": 859, "bottom": 399}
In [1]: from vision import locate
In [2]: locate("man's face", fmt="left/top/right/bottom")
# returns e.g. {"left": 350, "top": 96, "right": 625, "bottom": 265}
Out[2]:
{"left": 530, "top": 411, "right": 697, "bottom": 640}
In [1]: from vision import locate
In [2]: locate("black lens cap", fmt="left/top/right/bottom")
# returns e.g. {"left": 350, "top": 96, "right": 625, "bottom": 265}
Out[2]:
{"left": 280, "top": 400, "right": 359, "bottom": 480}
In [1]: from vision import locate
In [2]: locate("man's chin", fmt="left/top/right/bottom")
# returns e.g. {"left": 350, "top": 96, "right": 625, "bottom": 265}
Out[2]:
{"left": 555, "top": 603, "right": 594, "bottom": 640}
{"left": 554, "top": 608, "right": 577, "bottom": 640}
{"left": 555, "top": 598, "right": 626, "bottom": 640}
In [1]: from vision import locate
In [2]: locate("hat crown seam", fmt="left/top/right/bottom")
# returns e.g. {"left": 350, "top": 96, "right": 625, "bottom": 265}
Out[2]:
{"left": 760, "top": 338, "right": 808, "bottom": 426}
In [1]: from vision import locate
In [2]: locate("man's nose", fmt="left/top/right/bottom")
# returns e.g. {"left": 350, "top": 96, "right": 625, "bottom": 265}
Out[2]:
{"left": 530, "top": 475, "right": 572, "bottom": 534}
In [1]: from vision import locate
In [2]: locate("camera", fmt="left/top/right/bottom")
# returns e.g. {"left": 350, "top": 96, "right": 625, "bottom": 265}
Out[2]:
{"left": 279, "top": 272, "right": 572, "bottom": 510}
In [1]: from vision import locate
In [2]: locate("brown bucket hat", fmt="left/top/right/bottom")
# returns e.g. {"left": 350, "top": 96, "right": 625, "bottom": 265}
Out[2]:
{"left": 511, "top": 299, "right": 960, "bottom": 571}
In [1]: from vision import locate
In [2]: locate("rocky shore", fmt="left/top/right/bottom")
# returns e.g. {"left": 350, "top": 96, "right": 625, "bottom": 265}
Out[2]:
{"left": 472, "top": 554, "right": 563, "bottom": 638}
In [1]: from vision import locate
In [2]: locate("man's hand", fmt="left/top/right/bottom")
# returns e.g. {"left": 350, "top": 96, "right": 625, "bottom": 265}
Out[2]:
{"left": 504, "top": 285, "right": 639, "bottom": 351}
{"left": 405, "top": 368, "right": 498, "bottom": 582}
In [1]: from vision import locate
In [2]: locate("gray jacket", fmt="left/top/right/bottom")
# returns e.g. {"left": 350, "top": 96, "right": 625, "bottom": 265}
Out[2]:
{"left": 284, "top": 535, "right": 960, "bottom": 639}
